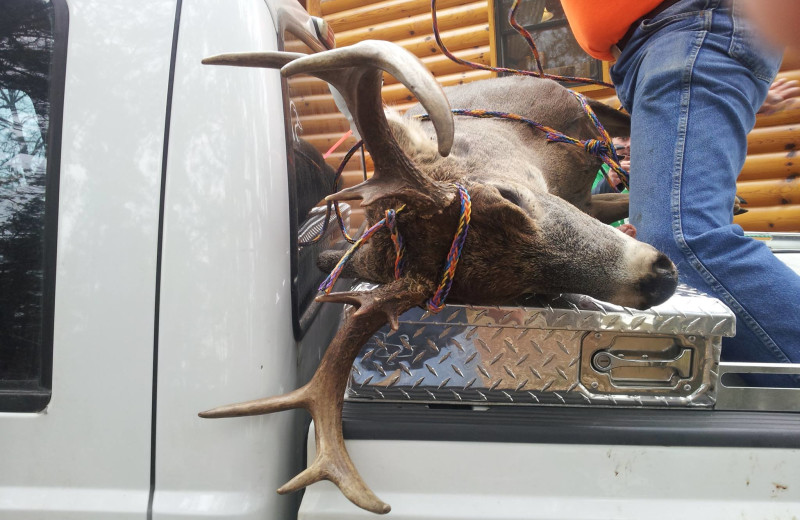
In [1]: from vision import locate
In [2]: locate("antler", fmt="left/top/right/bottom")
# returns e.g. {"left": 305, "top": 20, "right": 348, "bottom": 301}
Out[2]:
{"left": 200, "top": 277, "right": 434, "bottom": 514}
{"left": 203, "top": 40, "right": 456, "bottom": 212}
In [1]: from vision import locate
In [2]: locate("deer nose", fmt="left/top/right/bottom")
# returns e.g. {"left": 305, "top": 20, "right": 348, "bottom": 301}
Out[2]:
{"left": 638, "top": 253, "right": 678, "bottom": 308}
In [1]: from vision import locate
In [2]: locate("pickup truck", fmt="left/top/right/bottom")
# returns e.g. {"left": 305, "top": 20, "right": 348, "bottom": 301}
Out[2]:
{"left": 1, "top": 0, "right": 799, "bottom": 519}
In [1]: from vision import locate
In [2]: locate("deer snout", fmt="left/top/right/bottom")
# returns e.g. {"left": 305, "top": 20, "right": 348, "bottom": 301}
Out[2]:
{"left": 636, "top": 252, "right": 678, "bottom": 309}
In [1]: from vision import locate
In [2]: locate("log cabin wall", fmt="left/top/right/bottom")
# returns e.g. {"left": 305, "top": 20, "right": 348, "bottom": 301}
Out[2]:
{"left": 735, "top": 68, "right": 800, "bottom": 232}
{"left": 307, "top": 0, "right": 800, "bottom": 233}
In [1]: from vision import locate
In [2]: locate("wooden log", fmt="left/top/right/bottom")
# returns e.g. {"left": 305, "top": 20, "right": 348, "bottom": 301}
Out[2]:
{"left": 335, "top": 2, "right": 487, "bottom": 47}
{"left": 776, "top": 69, "right": 800, "bottom": 82}
{"left": 755, "top": 98, "right": 800, "bottom": 128}
{"left": 382, "top": 68, "right": 494, "bottom": 104}
{"left": 297, "top": 113, "right": 350, "bottom": 137}
{"left": 739, "top": 151, "right": 800, "bottom": 181}
{"left": 747, "top": 124, "right": 800, "bottom": 155}
{"left": 734, "top": 204, "right": 800, "bottom": 232}
{"left": 736, "top": 177, "right": 800, "bottom": 207}
{"left": 326, "top": 0, "right": 467, "bottom": 33}
{"left": 302, "top": 132, "right": 359, "bottom": 152}
{"left": 395, "top": 23, "right": 490, "bottom": 58}
{"left": 321, "top": 0, "right": 384, "bottom": 17}
{"left": 387, "top": 45, "right": 491, "bottom": 85}
{"left": 324, "top": 157, "right": 362, "bottom": 173}
{"left": 288, "top": 76, "right": 332, "bottom": 97}
{"left": 341, "top": 169, "right": 371, "bottom": 188}
{"left": 306, "top": 0, "right": 322, "bottom": 16}
{"left": 325, "top": 151, "right": 373, "bottom": 173}
{"left": 289, "top": 49, "right": 491, "bottom": 99}
{"left": 292, "top": 93, "right": 339, "bottom": 115}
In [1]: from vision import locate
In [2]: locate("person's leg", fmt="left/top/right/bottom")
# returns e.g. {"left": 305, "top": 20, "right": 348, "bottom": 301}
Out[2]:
{"left": 613, "top": 0, "right": 800, "bottom": 363}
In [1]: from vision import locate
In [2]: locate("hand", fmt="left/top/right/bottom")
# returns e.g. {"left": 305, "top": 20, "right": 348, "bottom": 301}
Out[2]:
{"left": 618, "top": 223, "right": 637, "bottom": 238}
{"left": 758, "top": 78, "right": 800, "bottom": 115}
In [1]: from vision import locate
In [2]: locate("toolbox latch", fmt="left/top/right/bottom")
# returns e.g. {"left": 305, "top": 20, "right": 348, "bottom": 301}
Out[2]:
{"left": 591, "top": 348, "right": 692, "bottom": 384}
{"left": 581, "top": 334, "right": 706, "bottom": 393}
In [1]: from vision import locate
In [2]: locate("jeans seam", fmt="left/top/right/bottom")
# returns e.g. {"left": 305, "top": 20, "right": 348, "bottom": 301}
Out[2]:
{"left": 669, "top": 13, "right": 791, "bottom": 364}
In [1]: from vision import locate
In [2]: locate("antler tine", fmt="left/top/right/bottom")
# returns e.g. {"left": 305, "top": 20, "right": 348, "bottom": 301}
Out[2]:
{"left": 281, "top": 40, "right": 455, "bottom": 212}
{"left": 282, "top": 40, "right": 454, "bottom": 157}
{"left": 198, "top": 386, "right": 308, "bottom": 418}
{"left": 203, "top": 41, "right": 456, "bottom": 212}
{"left": 199, "top": 277, "right": 434, "bottom": 514}
{"left": 317, "top": 290, "right": 403, "bottom": 329}
{"left": 201, "top": 51, "right": 306, "bottom": 69}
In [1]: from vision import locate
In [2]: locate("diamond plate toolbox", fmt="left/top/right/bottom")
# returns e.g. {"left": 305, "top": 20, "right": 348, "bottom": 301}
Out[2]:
{"left": 347, "top": 285, "right": 735, "bottom": 408}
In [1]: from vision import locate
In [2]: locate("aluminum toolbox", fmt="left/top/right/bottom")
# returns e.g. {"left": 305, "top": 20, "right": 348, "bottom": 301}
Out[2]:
{"left": 347, "top": 284, "right": 736, "bottom": 408}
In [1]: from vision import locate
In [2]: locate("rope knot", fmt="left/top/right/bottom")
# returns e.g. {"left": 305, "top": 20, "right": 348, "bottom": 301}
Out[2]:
{"left": 583, "top": 139, "right": 606, "bottom": 155}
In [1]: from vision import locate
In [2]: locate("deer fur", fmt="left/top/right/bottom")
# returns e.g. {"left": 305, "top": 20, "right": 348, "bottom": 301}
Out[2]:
{"left": 326, "top": 73, "right": 675, "bottom": 309}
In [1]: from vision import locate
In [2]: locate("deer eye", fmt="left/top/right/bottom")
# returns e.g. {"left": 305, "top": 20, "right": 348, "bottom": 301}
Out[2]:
{"left": 497, "top": 187, "right": 523, "bottom": 207}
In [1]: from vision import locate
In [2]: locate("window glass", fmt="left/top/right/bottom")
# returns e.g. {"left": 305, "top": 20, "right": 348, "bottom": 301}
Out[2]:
{"left": 495, "top": 0, "right": 602, "bottom": 83}
{"left": 0, "top": 0, "right": 60, "bottom": 407}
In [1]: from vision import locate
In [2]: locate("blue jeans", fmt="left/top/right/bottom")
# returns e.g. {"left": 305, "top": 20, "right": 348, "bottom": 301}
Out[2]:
{"left": 611, "top": 0, "right": 800, "bottom": 364}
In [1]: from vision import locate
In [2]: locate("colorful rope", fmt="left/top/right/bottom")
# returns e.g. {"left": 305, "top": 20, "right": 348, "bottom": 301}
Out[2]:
{"left": 426, "top": 183, "right": 471, "bottom": 313}
{"left": 318, "top": 205, "right": 407, "bottom": 294}
{"left": 565, "top": 90, "right": 629, "bottom": 189}
{"left": 418, "top": 106, "right": 628, "bottom": 191}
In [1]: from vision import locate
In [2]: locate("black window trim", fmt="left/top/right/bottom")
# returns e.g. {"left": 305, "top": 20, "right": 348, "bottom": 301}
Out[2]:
{"left": 272, "top": 2, "right": 333, "bottom": 340}
{"left": 343, "top": 402, "right": 800, "bottom": 449}
{"left": 0, "top": 0, "right": 68, "bottom": 413}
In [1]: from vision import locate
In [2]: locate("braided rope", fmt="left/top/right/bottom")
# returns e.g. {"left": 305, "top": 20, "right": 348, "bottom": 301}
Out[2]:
{"left": 385, "top": 208, "right": 406, "bottom": 278}
{"left": 318, "top": 205, "right": 407, "bottom": 294}
{"left": 420, "top": 104, "right": 628, "bottom": 191}
{"left": 426, "top": 183, "right": 471, "bottom": 313}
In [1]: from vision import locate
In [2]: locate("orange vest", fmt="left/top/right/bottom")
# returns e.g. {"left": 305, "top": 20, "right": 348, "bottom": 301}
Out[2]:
{"left": 561, "top": 0, "right": 663, "bottom": 61}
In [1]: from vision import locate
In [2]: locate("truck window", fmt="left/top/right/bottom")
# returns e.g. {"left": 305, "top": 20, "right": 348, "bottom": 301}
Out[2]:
{"left": 0, "top": 0, "right": 65, "bottom": 412}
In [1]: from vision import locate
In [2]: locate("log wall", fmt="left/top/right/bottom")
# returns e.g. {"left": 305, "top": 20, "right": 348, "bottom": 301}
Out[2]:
{"left": 735, "top": 69, "right": 800, "bottom": 232}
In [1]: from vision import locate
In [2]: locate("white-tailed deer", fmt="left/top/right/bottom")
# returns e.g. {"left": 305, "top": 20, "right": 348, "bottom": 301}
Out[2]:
{"left": 198, "top": 40, "right": 678, "bottom": 514}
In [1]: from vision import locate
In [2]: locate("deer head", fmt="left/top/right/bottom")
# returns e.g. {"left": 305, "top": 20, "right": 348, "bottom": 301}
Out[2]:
{"left": 199, "top": 41, "right": 677, "bottom": 514}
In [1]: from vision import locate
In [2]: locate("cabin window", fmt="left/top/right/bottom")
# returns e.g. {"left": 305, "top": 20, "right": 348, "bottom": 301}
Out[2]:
{"left": 494, "top": 0, "right": 604, "bottom": 84}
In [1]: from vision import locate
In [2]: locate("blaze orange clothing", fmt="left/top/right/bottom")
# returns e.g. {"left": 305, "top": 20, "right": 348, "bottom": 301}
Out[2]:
{"left": 561, "top": 0, "right": 664, "bottom": 61}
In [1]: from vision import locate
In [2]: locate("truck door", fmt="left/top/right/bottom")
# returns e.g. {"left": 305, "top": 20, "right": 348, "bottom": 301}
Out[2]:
{"left": 0, "top": 0, "right": 179, "bottom": 518}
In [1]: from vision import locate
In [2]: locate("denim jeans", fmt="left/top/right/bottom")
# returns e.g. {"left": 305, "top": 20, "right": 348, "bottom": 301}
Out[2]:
{"left": 610, "top": 0, "right": 800, "bottom": 364}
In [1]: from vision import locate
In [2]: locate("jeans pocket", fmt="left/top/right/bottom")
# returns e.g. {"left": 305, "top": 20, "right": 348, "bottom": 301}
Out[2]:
{"left": 727, "top": 0, "right": 782, "bottom": 81}
{"left": 639, "top": 10, "right": 704, "bottom": 34}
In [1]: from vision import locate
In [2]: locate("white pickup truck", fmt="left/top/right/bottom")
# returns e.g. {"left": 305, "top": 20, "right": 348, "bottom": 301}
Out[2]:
{"left": 1, "top": 0, "right": 799, "bottom": 519}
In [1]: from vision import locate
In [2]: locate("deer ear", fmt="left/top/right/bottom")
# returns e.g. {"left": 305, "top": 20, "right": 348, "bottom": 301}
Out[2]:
{"left": 586, "top": 98, "right": 630, "bottom": 138}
